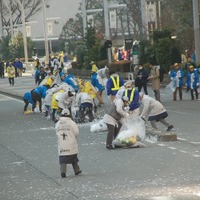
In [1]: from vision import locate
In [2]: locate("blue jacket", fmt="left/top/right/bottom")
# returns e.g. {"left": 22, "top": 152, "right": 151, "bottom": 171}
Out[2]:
{"left": 91, "top": 72, "right": 105, "bottom": 92}
{"left": 186, "top": 70, "right": 199, "bottom": 89}
{"left": 170, "top": 69, "right": 184, "bottom": 87}
{"left": 33, "top": 85, "right": 49, "bottom": 98}
{"left": 17, "top": 61, "right": 23, "bottom": 69}
{"left": 106, "top": 75, "right": 124, "bottom": 96}
{"left": 63, "top": 74, "right": 79, "bottom": 93}
{"left": 23, "top": 92, "right": 34, "bottom": 104}
{"left": 123, "top": 88, "right": 140, "bottom": 111}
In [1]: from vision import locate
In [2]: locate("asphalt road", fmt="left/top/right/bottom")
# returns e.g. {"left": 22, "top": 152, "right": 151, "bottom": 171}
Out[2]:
{"left": 0, "top": 75, "right": 200, "bottom": 200}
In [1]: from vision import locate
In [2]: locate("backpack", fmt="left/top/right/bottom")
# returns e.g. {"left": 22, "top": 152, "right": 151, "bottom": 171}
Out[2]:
{"left": 156, "top": 66, "right": 164, "bottom": 82}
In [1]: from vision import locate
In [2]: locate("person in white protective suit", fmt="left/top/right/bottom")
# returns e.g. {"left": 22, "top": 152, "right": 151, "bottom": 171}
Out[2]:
{"left": 55, "top": 108, "right": 82, "bottom": 178}
{"left": 75, "top": 92, "right": 94, "bottom": 123}
{"left": 102, "top": 96, "right": 129, "bottom": 149}
{"left": 56, "top": 90, "right": 75, "bottom": 118}
{"left": 44, "top": 84, "right": 59, "bottom": 117}
{"left": 139, "top": 92, "right": 174, "bottom": 131}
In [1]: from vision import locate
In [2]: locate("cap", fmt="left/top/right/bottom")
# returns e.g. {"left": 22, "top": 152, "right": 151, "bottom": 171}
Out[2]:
{"left": 90, "top": 61, "right": 94, "bottom": 65}
{"left": 174, "top": 63, "right": 179, "bottom": 67}
{"left": 61, "top": 108, "right": 70, "bottom": 116}
{"left": 189, "top": 65, "right": 194, "bottom": 69}
{"left": 124, "top": 80, "right": 134, "bottom": 87}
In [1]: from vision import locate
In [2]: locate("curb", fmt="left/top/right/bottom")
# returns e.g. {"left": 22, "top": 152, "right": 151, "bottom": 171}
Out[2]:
{"left": 147, "top": 129, "right": 177, "bottom": 142}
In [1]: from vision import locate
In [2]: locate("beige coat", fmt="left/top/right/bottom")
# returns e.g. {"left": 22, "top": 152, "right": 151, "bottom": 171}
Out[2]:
{"left": 140, "top": 95, "right": 166, "bottom": 117}
{"left": 149, "top": 65, "right": 160, "bottom": 90}
{"left": 55, "top": 117, "right": 79, "bottom": 156}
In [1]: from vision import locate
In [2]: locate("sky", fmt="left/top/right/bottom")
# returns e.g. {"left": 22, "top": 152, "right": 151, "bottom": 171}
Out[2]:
{"left": 29, "top": 0, "right": 81, "bottom": 40}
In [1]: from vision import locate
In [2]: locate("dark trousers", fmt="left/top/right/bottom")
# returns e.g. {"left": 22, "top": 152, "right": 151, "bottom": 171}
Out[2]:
{"left": 32, "top": 92, "right": 42, "bottom": 112}
{"left": 191, "top": 89, "right": 198, "bottom": 100}
{"left": 106, "top": 122, "right": 122, "bottom": 146}
{"left": 23, "top": 99, "right": 29, "bottom": 111}
{"left": 138, "top": 82, "right": 148, "bottom": 95}
{"left": 154, "top": 90, "right": 160, "bottom": 102}
{"left": 173, "top": 87, "right": 182, "bottom": 100}
{"left": 8, "top": 77, "right": 14, "bottom": 86}
{"left": 60, "top": 162, "right": 80, "bottom": 175}
{"left": 78, "top": 103, "right": 94, "bottom": 122}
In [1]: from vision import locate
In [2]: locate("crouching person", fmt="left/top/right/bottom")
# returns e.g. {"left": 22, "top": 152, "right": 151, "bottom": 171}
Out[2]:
{"left": 55, "top": 109, "right": 82, "bottom": 178}
{"left": 102, "top": 96, "right": 129, "bottom": 149}
{"left": 75, "top": 92, "right": 94, "bottom": 123}
{"left": 139, "top": 92, "right": 174, "bottom": 131}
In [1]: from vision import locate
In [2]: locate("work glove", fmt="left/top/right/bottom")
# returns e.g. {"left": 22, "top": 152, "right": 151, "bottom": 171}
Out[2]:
{"left": 124, "top": 106, "right": 130, "bottom": 112}
{"left": 196, "top": 83, "right": 199, "bottom": 87}
{"left": 125, "top": 113, "right": 129, "bottom": 118}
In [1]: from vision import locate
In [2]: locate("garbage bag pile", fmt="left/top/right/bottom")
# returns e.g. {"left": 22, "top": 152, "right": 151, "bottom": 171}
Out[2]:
{"left": 113, "top": 116, "right": 146, "bottom": 148}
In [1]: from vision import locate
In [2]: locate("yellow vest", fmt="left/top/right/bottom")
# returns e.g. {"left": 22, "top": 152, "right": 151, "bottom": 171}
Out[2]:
{"left": 111, "top": 76, "right": 120, "bottom": 91}
{"left": 125, "top": 88, "right": 135, "bottom": 102}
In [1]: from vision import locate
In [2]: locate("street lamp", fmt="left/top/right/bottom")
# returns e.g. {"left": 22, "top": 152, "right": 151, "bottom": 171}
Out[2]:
{"left": 16, "top": 0, "right": 28, "bottom": 64}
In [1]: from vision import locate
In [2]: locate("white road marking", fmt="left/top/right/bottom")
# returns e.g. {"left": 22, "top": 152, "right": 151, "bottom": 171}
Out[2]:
{"left": 150, "top": 197, "right": 174, "bottom": 200}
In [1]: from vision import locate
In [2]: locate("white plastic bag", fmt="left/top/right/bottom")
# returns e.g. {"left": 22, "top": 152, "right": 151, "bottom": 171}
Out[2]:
{"left": 165, "top": 80, "right": 176, "bottom": 93}
{"left": 90, "top": 120, "right": 107, "bottom": 133}
{"left": 113, "top": 116, "right": 146, "bottom": 148}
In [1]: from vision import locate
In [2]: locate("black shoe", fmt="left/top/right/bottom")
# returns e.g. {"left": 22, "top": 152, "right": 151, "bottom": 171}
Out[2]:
{"left": 106, "top": 145, "right": 115, "bottom": 150}
{"left": 166, "top": 125, "right": 174, "bottom": 131}
{"left": 61, "top": 173, "right": 66, "bottom": 178}
{"left": 75, "top": 170, "right": 82, "bottom": 175}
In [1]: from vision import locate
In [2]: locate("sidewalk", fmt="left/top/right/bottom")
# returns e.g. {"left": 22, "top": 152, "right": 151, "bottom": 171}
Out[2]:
{"left": 0, "top": 72, "right": 35, "bottom": 99}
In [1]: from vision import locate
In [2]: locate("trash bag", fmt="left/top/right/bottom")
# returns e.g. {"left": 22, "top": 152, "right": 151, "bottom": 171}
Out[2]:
{"left": 113, "top": 116, "right": 146, "bottom": 148}
{"left": 90, "top": 120, "right": 107, "bottom": 133}
{"left": 165, "top": 80, "right": 176, "bottom": 93}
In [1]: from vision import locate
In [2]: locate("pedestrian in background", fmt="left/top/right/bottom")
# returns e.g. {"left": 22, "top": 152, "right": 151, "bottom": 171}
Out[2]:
{"left": 0, "top": 59, "right": 5, "bottom": 78}
{"left": 17, "top": 58, "right": 23, "bottom": 77}
{"left": 139, "top": 92, "right": 174, "bottom": 131}
{"left": 55, "top": 108, "right": 82, "bottom": 178}
{"left": 148, "top": 62, "right": 161, "bottom": 102}
{"left": 134, "top": 64, "right": 149, "bottom": 95}
{"left": 169, "top": 63, "right": 184, "bottom": 101}
{"left": 7, "top": 62, "right": 15, "bottom": 86}
{"left": 186, "top": 65, "right": 199, "bottom": 100}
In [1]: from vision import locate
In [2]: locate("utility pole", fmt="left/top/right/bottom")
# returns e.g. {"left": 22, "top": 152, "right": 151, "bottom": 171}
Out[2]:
{"left": 16, "top": 0, "right": 28, "bottom": 63}
{"left": 192, "top": 0, "right": 200, "bottom": 63}
{"left": 82, "top": 0, "right": 87, "bottom": 37}
{"left": 103, "top": 0, "right": 112, "bottom": 64}
{"left": 41, "top": 0, "right": 49, "bottom": 64}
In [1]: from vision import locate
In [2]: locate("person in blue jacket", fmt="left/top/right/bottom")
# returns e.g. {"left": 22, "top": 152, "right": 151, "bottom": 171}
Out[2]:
{"left": 106, "top": 70, "right": 125, "bottom": 102}
{"left": 62, "top": 73, "right": 79, "bottom": 93}
{"left": 170, "top": 63, "right": 184, "bottom": 101}
{"left": 91, "top": 70, "right": 105, "bottom": 106}
{"left": 186, "top": 65, "right": 199, "bottom": 100}
{"left": 23, "top": 91, "right": 34, "bottom": 113}
{"left": 122, "top": 80, "right": 140, "bottom": 116}
{"left": 31, "top": 85, "right": 50, "bottom": 112}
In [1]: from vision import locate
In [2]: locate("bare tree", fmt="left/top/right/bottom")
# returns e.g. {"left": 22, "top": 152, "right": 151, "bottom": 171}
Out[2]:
{"left": 1, "top": 0, "right": 42, "bottom": 35}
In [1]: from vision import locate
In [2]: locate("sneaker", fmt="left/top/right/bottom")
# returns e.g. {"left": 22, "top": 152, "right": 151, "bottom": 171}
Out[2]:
{"left": 166, "top": 125, "right": 174, "bottom": 131}
{"left": 75, "top": 170, "right": 82, "bottom": 175}
{"left": 61, "top": 173, "right": 66, "bottom": 178}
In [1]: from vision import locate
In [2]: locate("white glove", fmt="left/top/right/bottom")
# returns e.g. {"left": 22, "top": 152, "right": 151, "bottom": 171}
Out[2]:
{"left": 107, "top": 95, "right": 111, "bottom": 101}
{"left": 197, "top": 83, "right": 199, "bottom": 87}
{"left": 124, "top": 106, "right": 130, "bottom": 112}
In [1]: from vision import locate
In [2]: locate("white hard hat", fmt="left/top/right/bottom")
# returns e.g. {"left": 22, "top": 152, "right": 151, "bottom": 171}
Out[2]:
{"left": 61, "top": 109, "right": 70, "bottom": 116}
